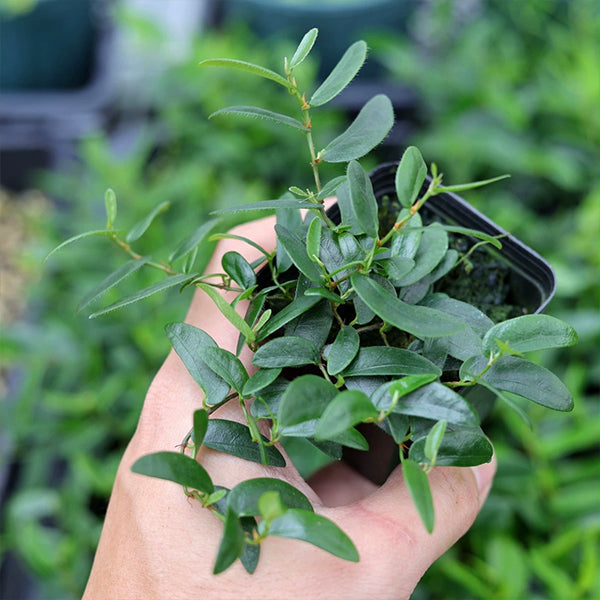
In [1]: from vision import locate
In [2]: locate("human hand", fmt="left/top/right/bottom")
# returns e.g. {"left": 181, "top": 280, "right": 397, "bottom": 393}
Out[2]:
{"left": 83, "top": 215, "right": 496, "bottom": 600}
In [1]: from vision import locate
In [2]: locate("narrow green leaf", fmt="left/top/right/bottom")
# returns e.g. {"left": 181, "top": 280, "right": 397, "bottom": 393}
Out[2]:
{"left": 196, "top": 283, "right": 255, "bottom": 343}
{"left": 169, "top": 218, "right": 220, "bottom": 262}
{"left": 439, "top": 225, "right": 503, "bottom": 249}
{"left": 222, "top": 251, "right": 257, "bottom": 290}
{"left": 437, "top": 174, "right": 510, "bottom": 193}
{"left": 252, "top": 336, "right": 320, "bottom": 368}
{"left": 327, "top": 326, "right": 360, "bottom": 375}
{"left": 89, "top": 273, "right": 194, "bottom": 318}
{"left": 285, "top": 300, "right": 333, "bottom": 350}
{"left": 209, "top": 233, "right": 270, "bottom": 257}
{"left": 304, "top": 287, "right": 343, "bottom": 303}
{"left": 377, "top": 256, "right": 415, "bottom": 283}
{"left": 393, "top": 224, "right": 448, "bottom": 287}
{"left": 390, "top": 211, "right": 422, "bottom": 259}
{"left": 212, "top": 199, "right": 316, "bottom": 215}
{"left": 193, "top": 409, "right": 209, "bottom": 451}
{"left": 278, "top": 375, "right": 338, "bottom": 428}
{"left": 256, "top": 294, "right": 321, "bottom": 341}
{"left": 268, "top": 509, "right": 359, "bottom": 561}
{"left": 204, "top": 420, "right": 286, "bottom": 466}
{"left": 242, "top": 368, "right": 282, "bottom": 398}
{"left": 351, "top": 273, "right": 465, "bottom": 338}
{"left": 464, "top": 355, "right": 574, "bottom": 411}
{"left": 316, "top": 176, "right": 347, "bottom": 201}
{"left": 347, "top": 160, "right": 379, "bottom": 237}
{"left": 387, "top": 373, "right": 439, "bottom": 398}
{"left": 395, "top": 146, "right": 427, "bottom": 208}
{"left": 274, "top": 224, "right": 323, "bottom": 283}
{"left": 316, "top": 390, "right": 378, "bottom": 440}
{"left": 198, "top": 58, "right": 292, "bottom": 89}
{"left": 126, "top": 200, "right": 170, "bottom": 243}
{"left": 306, "top": 217, "right": 322, "bottom": 262}
{"left": 197, "top": 346, "right": 248, "bottom": 394}
{"left": 343, "top": 347, "right": 442, "bottom": 378}
{"left": 227, "top": 478, "right": 313, "bottom": 517}
{"left": 310, "top": 40, "right": 367, "bottom": 107}
{"left": 213, "top": 509, "right": 245, "bottom": 575}
{"left": 44, "top": 229, "right": 120, "bottom": 262}
{"left": 424, "top": 420, "right": 447, "bottom": 464}
{"left": 422, "top": 294, "right": 494, "bottom": 336}
{"left": 410, "top": 428, "right": 493, "bottom": 467}
{"left": 131, "top": 451, "right": 213, "bottom": 493}
{"left": 402, "top": 458, "right": 434, "bottom": 533}
{"left": 321, "top": 94, "right": 394, "bottom": 163}
{"left": 210, "top": 105, "right": 309, "bottom": 131}
{"left": 165, "top": 322, "right": 230, "bottom": 406}
{"left": 482, "top": 314, "right": 578, "bottom": 356}
{"left": 372, "top": 381, "right": 479, "bottom": 427}
{"left": 104, "top": 188, "right": 117, "bottom": 228}
{"left": 77, "top": 257, "right": 150, "bottom": 312}
{"left": 289, "top": 28, "right": 318, "bottom": 69}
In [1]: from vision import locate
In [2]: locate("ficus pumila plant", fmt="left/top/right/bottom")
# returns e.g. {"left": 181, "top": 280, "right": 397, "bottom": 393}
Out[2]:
{"left": 47, "top": 29, "right": 577, "bottom": 575}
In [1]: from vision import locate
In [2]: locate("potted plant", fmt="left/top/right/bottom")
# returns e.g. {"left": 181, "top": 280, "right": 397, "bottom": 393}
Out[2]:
{"left": 47, "top": 28, "right": 577, "bottom": 575}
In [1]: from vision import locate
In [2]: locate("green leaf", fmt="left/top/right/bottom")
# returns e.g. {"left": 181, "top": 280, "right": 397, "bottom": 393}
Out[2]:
{"left": 196, "top": 283, "right": 256, "bottom": 343}
{"left": 316, "top": 390, "right": 378, "bottom": 440}
{"left": 402, "top": 458, "right": 434, "bottom": 533}
{"left": 222, "top": 251, "right": 257, "bottom": 290}
{"left": 197, "top": 346, "right": 248, "bottom": 394}
{"left": 438, "top": 225, "right": 503, "bottom": 249}
{"left": 424, "top": 420, "right": 447, "bottom": 464}
{"left": 212, "top": 199, "right": 316, "bottom": 215}
{"left": 327, "top": 326, "right": 360, "bottom": 375}
{"left": 210, "top": 105, "right": 309, "bottom": 131}
{"left": 377, "top": 256, "right": 415, "bottom": 283}
{"left": 482, "top": 314, "right": 578, "bottom": 356}
{"left": 252, "top": 336, "right": 320, "bottom": 368}
{"left": 310, "top": 40, "right": 367, "bottom": 107}
{"left": 131, "top": 451, "right": 213, "bottom": 493}
{"left": 372, "top": 381, "right": 479, "bottom": 427}
{"left": 386, "top": 373, "right": 439, "bottom": 398}
{"left": 165, "top": 323, "right": 230, "bottom": 406}
{"left": 256, "top": 294, "right": 321, "bottom": 341}
{"left": 274, "top": 224, "right": 323, "bottom": 283}
{"left": 242, "top": 368, "right": 281, "bottom": 398}
{"left": 77, "top": 257, "right": 150, "bottom": 312}
{"left": 198, "top": 58, "right": 292, "bottom": 89}
{"left": 268, "top": 509, "right": 359, "bottom": 562}
{"left": 304, "top": 287, "right": 342, "bottom": 303}
{"left": 193, "top": 409, "right": 209, "bottom": 452}
{"left": 44, "top": 229, "right": 120, "bottom": 262}
{"left": 437, "top": 174, "right": 510, "bottom": 193}
{"left": 464, "top": 355, "right": 574, "bottom": 411}
{"left": 316, "top": 176, "right": 347, "bottom": 201}
{"left": 104, "top": 188, "right": 117, "bottom": 228}
{"left": 169, "top": 218, "right": 220, "bottom": 262}
{"left": 258, "top": 491, "right": 287, "bottom": 521}
{"left": 393, "top": 224, "right": 448, "bottom": 287}
{"left": 289, "top": 28, "right": 318, "bottom": 69}
{"left": 213, "top": 509, "right": 245, "bottom": 575}
{"left": 395, "top": 146, "right": 427, "bottom": 208}
{"left": 227, "top": 478, "right": 313, "bottom": 516}
{"left": 278, "top": 375, "right": 338, "bottom": 428}
{"left": 390, "top": 211, "right": 422, "bottom": 259}
{"left": 422, "top": 294, "right": 494, "bottom": 336}
{"left": 306, "top": 216, "right": 322, "bottom": 262}
{"left": 342, "top": 347, "right": 442, "bottom": 378}
{"left": 347, "top": 160, "right": 379, "bottom": 237}
{"left": 410, "top": 428, "right": 493, "bottom": 467}
{"left": 204, "top": 420, "right": 286, "bottom": 467}
{"left": 321, "top": 94, "right": 394, "bottom": 163}
{"left": 89, "top": 273, "right": 194, "bottom": 318}
{"left": 126, "top": 200, "right": 170, "bottom": 243}
{"left": 351, "top": 273, "right": 465, "bottom": 338}
{"left": 209, "top": 233, "right": 270, "bottom": 257}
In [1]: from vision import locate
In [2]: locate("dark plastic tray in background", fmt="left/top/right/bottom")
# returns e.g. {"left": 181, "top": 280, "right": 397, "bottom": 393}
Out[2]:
{"left": 367, "top": 162, "right": 556, "bottom": 315}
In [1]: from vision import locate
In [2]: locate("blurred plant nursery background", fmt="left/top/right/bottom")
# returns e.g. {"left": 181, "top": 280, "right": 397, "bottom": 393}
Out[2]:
{"left": 0, "top": 0, "right": 598, "bottom": 598}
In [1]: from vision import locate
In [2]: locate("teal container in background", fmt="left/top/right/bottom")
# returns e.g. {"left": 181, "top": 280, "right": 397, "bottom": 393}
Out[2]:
{"left": 0, "top": 0, "right": 96, "bottom": 90}
{"left": 220, "top": 0, "right": 416, "bottom": 80}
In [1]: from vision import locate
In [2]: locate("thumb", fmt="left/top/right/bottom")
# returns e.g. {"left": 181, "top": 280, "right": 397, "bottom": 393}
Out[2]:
{"left": 333, "top": 456, "right": 496, "bottom": 597}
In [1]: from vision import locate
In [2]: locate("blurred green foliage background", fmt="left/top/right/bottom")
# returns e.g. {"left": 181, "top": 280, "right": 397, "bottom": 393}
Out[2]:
{"left": 1, "top": 1, "right": 598, "bottom": 598}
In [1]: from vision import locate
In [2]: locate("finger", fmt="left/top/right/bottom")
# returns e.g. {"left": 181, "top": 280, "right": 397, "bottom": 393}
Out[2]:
{"left": 326, "top": 457, "right": 497, "bottom": 596}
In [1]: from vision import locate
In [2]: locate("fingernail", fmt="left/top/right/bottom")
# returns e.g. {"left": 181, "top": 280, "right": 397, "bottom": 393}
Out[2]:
{"left": 470, "top": 456, "right": 497, "bottom": 502}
